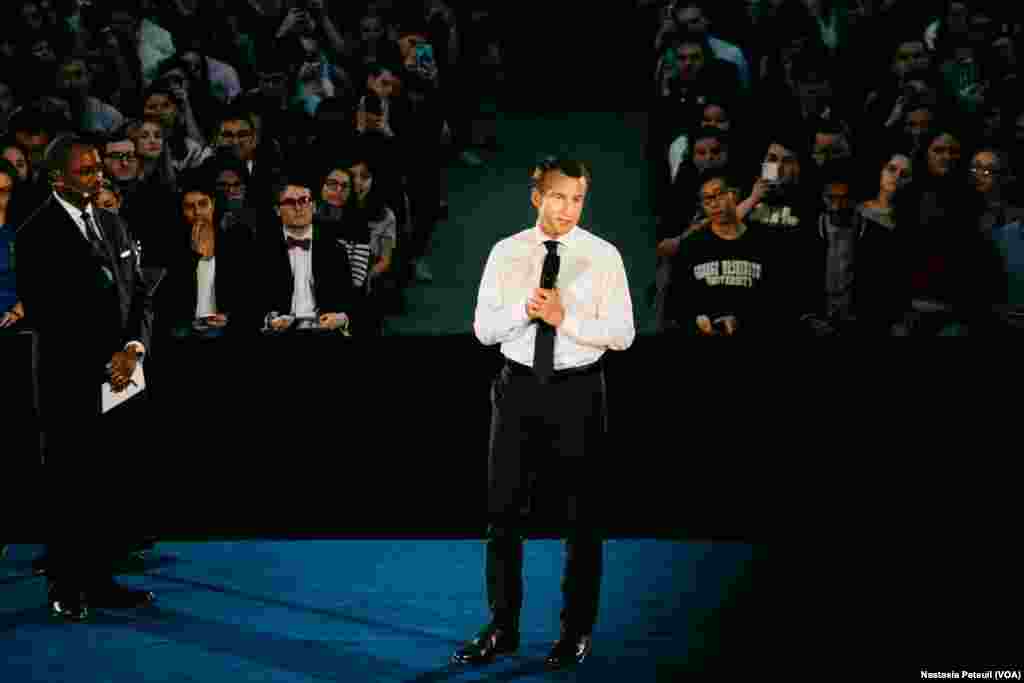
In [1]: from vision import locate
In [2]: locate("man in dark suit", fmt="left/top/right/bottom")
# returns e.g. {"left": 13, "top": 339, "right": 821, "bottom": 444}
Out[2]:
{"left": 15, "top": 134, "right": 159, "bottom": 621}
{"left": 255, "top": 174, "right": 357, "bottom": 334}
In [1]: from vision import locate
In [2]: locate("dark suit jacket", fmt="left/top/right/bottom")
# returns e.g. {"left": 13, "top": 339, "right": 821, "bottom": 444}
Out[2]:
{"left": 15, "top": 196, "right": 157, "bottom": 436}
{"left": 154, "top": 213, "right": 258, "bottom": 335}
{"left": 790, "top": 213, "right": 907, "bottom": 336}
{"left": 253, "top": 221, "right": 359, "bottom": 331}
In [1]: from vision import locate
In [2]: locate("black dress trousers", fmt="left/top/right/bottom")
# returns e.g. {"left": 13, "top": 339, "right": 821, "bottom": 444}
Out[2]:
{"left": 485, "top": 360, "right": 607, "bottom": 635}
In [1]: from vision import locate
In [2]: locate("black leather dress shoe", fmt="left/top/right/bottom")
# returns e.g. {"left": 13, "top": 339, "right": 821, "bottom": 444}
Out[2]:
{"left": 451, "top": 622, "right": 520, "bottom": 665}
{"left": 545, "top": 632, "right": 593, "bottom": 669}
{"left": 89, "top": 579, "right": 155, "bottom": 609}
{"left": 49, "top": 584, "right": 89, "bottom": 621}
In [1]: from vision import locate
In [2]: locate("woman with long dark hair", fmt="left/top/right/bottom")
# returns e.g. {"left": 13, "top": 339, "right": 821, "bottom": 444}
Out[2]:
{"left": 898, "top": 127, "right": 1004, "bottom": 333}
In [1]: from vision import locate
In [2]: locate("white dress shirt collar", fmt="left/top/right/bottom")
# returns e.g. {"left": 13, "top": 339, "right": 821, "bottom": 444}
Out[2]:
{"left": 532, "top": 223, "right": 579, "bottom": 250}
{"left": 53, "top": 191, "right": 100, "bottom": 240}
{"left": 284, "top": 225, "right": 314, "bottom": 241}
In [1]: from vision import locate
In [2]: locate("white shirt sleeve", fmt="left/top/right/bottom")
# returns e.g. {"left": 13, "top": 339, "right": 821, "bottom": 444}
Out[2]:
{"left": 559, "top": 248, "right": 635, "bottom": 351}
{"left": 473, "top": 242, "right": 531, "bottom": 346}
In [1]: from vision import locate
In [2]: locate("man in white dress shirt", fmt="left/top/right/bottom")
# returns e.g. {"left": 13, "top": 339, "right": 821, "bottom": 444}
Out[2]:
{"left": 454, "top": 158, "right": 635, "bottom": 670}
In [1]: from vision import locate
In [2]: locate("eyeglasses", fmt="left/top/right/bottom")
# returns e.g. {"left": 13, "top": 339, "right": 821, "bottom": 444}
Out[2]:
{"left": 75, "top": 166, "right": 102, "bottom": 178}
{"left": 279, "top": 196, "right": 312, "bottom": 209}
{"left": 323, "top": 180, "right": 350, "bottom": 191}
{"left": 105, "top": 152, "right": 137, "bottom": 162}
{"left": 969, "top": 166, "right": 999, "bottom": 177}
{"left": 217, "top": 181, "right": 245, "bottom": 190}
{"left": 219, "top": 131, "right": 254, "bottom": 143}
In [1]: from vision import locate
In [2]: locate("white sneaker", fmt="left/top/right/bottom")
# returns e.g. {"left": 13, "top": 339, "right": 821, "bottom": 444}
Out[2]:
{"left": 414, "top": 260, "right": 434, "bottom": 282}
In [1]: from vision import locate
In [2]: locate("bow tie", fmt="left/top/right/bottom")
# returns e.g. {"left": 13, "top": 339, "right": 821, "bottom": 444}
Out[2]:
{"left": 286, "top": 237, "right": 312, "bottom": 251}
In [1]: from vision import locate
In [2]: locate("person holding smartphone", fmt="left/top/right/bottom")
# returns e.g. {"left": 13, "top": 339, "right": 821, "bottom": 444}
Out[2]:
{"left": 737, "top": 134, "right": 815, "bottom": 235}
{"left": 390, "top": 16, "right": 446, "bottom": 283}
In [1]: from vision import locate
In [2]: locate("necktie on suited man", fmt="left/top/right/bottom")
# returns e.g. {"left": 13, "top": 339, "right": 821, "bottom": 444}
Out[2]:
{"left": 80, "top": 211, "right": 108, "bottom": 256}
{"left": 81, "top": 211, "right": 116, "bottom": 290}
{"left": 533, "top": 240, "right": 560, "bottom": 383}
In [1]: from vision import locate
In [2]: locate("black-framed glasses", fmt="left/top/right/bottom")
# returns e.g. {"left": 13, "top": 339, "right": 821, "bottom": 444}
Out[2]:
{"left": 323, "top": 180, "right": 350, "bottom": 191}
{"left": 279, "top": 196, "right": 312, "bottom": 209}
{"left": 105, "top": 151, "right": 137, "bottom": 162}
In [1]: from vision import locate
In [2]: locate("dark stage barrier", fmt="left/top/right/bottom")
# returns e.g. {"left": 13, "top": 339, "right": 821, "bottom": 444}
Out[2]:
{"left": 10, "top": 328, "right": 983, "bottom": 542}
{"left": 136, "top": 331, "right": 800, "bottom": 540}
{"left": 2, "top": 329, "right": 42, "bottom": 468}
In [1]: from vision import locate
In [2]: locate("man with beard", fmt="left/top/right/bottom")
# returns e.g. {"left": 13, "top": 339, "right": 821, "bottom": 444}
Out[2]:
{"left": 738, "top": 133, "right": 816, "bottom": 236}
{"left": 794, "top": 161, "right": 907, "bottom": 336}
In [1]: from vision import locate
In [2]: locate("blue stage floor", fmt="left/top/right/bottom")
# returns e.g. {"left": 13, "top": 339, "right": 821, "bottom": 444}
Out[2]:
{"left": 1, "top": 539, "right": 760, "bottom": 681}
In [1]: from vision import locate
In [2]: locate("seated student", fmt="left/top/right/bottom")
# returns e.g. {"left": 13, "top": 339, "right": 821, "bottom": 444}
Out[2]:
{"left": 254, "top": 173, "right": 358, "bottom": 335}
{"left": 153, "top": 169, "right": 256, "bottom": 338}
{"left": 794, "top": 160, "right": 907, "bottom": 337}
{"left": 654, "top": 126, "right": 733, "bottom": 331}
{"left": 665, "top": 174, "right": 794, "bottom": 336}
{"left": 316, "top": 166, "right": 372, "bottom": 290}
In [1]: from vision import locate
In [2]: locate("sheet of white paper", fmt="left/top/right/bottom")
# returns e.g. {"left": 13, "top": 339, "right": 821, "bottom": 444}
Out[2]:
{"left": 101, "top": 362, "right": 146, "bottom": 414}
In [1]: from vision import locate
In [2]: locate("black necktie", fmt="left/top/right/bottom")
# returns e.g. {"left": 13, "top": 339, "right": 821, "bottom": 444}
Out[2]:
{"left": 81, "top": 211, "right": 109, "bottom": 259}
{"left": 533, "top": 240, "right": 560, "bottom": 383}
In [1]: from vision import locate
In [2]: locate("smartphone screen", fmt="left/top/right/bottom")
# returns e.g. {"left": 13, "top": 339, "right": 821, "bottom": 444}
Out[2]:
{"left": 762, "top": 162, "right": 779, "bottom": 182}
{"left": 416, "top": 44, "right": 435, "bottom": 70}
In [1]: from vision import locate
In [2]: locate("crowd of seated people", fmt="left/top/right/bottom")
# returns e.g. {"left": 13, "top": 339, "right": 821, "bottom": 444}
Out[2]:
{"left": 1, "top": 0, "right": 506, "bottom": 342}
{"left": 644, "top": 0, "right": 1024, "bottom": 335}
{"left": 6, "top": 1, "right": 1024, "bottom": 345}
{"left": 0, "top": 0, "right": 508, "bottom": 575}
